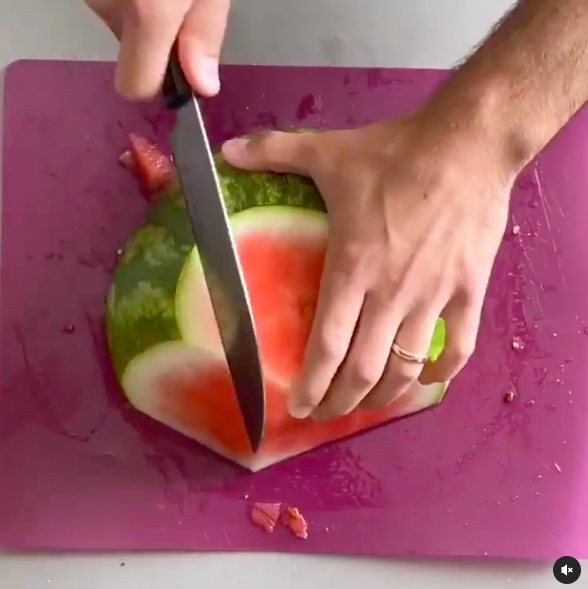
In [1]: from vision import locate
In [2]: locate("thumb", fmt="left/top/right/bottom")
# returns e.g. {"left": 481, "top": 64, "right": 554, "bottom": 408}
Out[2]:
{"left": 115, "top": 0, "right": 193, "bottom": 100}
{"left": 178, "top": 0, "right": 231, "bottom": 97}
{"left": 221, "top": 130, "right": 318, "bottom": 175}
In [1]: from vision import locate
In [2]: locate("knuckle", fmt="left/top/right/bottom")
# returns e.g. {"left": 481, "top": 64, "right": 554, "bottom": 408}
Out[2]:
{"left": 378, "top": 271, "right": 402, "bottom": 302}
{"left": 341, "top": 241, "right": 364, "bottom": 267}
{"left": 345, "top": 360, "right": 381, "bottom": 390}
{"left": 315, "top": 330, "right": 347, "bottom": 364}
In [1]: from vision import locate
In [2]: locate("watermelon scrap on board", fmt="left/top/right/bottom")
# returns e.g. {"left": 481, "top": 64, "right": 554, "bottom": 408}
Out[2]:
{"left": 118, "top": 133, "right": 176, "bottom": 199}
{"left": 106, "top": 134, "right": 449, "bottom": 472}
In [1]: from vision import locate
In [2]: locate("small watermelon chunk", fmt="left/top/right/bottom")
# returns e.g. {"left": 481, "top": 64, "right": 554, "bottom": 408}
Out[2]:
{"left": 250, "top": 503, "right": 281, "bottom": 533}
{"left": 122, "top": 134, "right": 175, "bottom": 199}
{"left": 282, "top": 507, "right": 308, "bottom": 540}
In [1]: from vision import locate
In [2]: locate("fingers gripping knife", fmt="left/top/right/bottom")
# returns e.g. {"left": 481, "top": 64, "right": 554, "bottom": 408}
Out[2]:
{"left": 162, "top": 48, "right": 266, "bottom": 452}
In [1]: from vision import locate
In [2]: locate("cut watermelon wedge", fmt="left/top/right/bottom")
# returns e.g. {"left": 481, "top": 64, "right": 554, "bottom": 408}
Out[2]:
{"left": 119, "top": 205, "right": 448, "bottom": 472}
{"left": 123, "top": 341, "right": 447, "bottom": 472}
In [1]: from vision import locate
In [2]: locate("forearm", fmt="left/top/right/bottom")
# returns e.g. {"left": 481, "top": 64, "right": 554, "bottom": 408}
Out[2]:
{"left": 430, "top": 0, "right": 588, "bottom": 173}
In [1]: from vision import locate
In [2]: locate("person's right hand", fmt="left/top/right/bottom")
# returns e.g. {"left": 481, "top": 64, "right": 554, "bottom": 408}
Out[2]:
{"left": 87, "top": 0, "right": 230, "bottom": 100}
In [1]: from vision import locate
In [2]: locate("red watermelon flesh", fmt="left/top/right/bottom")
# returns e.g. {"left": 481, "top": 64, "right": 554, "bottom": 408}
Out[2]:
{"left": 175, "top": 206, "right": 329, "bottom": 388}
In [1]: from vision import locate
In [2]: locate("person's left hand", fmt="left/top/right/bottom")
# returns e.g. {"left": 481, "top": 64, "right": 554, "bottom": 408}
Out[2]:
{"left": 221, "top": 113, "right": 516, "bottom": 421}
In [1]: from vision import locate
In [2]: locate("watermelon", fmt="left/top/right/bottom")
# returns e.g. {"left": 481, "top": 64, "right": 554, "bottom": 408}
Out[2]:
{"left": 106, "top": 134, "right": 448, "bottom": 472}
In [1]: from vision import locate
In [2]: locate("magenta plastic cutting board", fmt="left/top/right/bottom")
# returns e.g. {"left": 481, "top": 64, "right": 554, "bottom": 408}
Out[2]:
{"left": 1, "top": 59, "right": 587, "bottom": 559}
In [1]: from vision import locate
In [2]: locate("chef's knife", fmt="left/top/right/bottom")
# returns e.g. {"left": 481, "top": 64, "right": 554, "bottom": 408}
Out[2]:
{"left": 162, "top": 49, "right": 265, "bottom": 453}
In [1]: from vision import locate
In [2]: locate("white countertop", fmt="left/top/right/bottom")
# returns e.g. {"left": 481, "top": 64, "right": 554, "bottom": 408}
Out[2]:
{"left": 0, "top": 1, "right": 574, "bottom": 587}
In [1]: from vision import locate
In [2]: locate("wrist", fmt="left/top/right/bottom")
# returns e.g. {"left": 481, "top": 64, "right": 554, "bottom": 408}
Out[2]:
{"left": 423, "top": 68, "right": 549, "bottom": 178}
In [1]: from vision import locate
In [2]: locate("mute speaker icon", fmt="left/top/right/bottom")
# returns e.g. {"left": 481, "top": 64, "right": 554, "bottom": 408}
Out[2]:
{"left": 554, "top": 556, "right": 581, "bottom": 584}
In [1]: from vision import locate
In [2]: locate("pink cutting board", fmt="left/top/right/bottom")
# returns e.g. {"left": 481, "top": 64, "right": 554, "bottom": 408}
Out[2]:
{"left": 1, "top": 59, "right": 587, "bottom": 559}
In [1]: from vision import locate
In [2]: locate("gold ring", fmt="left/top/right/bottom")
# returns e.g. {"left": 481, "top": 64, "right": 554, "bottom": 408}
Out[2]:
{"left": 391, "top": 341, "right": 429, "bottom": 365}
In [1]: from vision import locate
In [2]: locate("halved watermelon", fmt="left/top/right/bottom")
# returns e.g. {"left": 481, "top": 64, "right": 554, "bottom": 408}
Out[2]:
{"left": 107, "top": 135, "right": 449, "bottom": 472}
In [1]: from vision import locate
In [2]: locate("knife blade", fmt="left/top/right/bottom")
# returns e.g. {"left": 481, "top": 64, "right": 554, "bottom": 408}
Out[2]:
{"left": 162, "top": 50, "right": 265, "bottom": 453}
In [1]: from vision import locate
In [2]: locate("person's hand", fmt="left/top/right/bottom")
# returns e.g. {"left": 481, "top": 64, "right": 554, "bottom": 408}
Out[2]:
{"left": 221, "top": 113, "right": 515, "bottom": 421}
{"left": 86, "top": 0, "right": 230, "bottom": 99}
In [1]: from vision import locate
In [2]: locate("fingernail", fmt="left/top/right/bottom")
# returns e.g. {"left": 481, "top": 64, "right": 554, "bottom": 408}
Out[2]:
{"left": 199, "top": 57, "right": 220, "bottom": 95}
{"left": 287, "top": 388, "right": 314, "bottom": 419}
{"left": 221, "top": 137, "right": 250, "bottom": 162}
{"left": 288, "top": 404, "right": 314, "bottom": 420}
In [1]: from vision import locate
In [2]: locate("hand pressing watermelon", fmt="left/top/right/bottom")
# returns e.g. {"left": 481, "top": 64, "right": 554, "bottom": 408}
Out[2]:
{"left": 107, "top": 134, "right": 448, "bottom": 471}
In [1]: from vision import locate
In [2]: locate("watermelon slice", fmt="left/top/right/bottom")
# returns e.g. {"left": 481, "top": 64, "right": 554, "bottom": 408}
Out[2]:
{"left": 107, "top": 135, "right": 449, "bottom": 472}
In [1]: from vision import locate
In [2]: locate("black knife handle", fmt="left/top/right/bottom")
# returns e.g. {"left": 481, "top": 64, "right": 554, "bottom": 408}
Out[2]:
{"left": 163, "top": 46, "right": 193, "bottom": 110}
